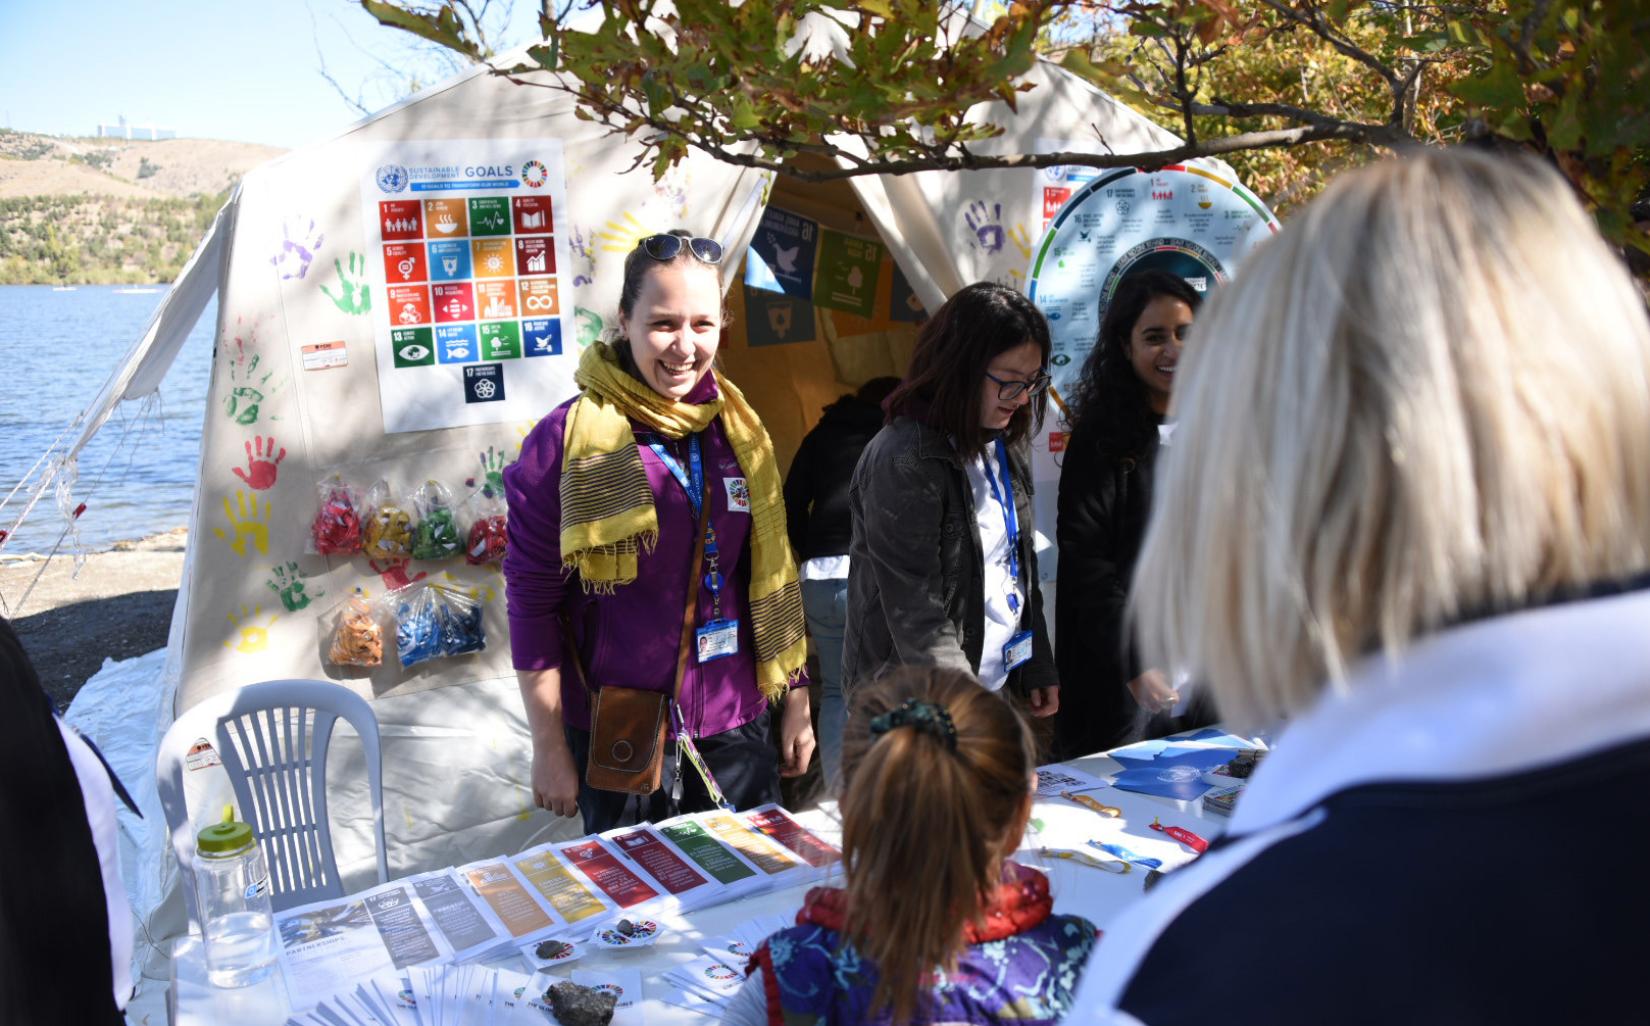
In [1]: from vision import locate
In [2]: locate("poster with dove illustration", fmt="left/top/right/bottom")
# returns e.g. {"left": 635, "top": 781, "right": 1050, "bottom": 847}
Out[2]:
{"left": 743, "top": 205, "right": 817, "bottom": 300}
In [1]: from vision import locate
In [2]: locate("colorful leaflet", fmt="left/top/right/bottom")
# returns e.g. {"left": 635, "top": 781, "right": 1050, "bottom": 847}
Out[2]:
{"left": 660, "top": 820, "right": 759, "bottom": 885}
{"left": 609, "top": 827, "right": 712, "bottom": 895}
{"left": 461, "top": 862, "right": 554, "bottom": 937}
{"left": 743, "top": 805, "right": 841, "bottom": 868}
{"left": 703, "top": 812, "right": 802, "bottom": 875}
{"left": 557, "top": 839, "right": 661, "bottom": 908}
{"left": 510, "top": 847, "right": 610, "bottom": 924}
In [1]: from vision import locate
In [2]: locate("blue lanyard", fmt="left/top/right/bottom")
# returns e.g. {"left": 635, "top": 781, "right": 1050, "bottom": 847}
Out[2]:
{"left": 648, "top": 433, "right": 704, "bottom": 519}
{"left": 983, "top": 437, "right": 1022, "bottom": 615}
{"left": 646, "top": 434, "right": 723, "bottom": 603}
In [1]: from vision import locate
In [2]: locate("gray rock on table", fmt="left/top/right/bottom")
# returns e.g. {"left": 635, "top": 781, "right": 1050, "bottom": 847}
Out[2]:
{"left": 546, "top": 980, "right": 617, "bottom": 1026}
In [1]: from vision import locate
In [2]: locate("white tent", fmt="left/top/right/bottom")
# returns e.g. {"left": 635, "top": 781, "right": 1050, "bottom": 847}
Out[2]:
{"left": 25, "top": 29, "right": 1195, "bottom": 1003}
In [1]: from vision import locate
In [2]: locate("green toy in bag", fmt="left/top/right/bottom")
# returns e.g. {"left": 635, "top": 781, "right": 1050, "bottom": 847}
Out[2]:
{"left": 411, "top": 479, "right": 463, "bottom": 560}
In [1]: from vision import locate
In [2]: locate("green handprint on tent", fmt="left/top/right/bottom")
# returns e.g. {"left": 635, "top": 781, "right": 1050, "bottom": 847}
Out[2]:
{"left": 265, "top": 561, "right": 322, "bottom": 612}
{"left": 479, "top": 446, "right": 511, "bottom": 498}
{"left": 222, "top": 347, "right": 284, "bottom": 425}
{"left": 321, "top": 252, "right": 372, "bottom": 315}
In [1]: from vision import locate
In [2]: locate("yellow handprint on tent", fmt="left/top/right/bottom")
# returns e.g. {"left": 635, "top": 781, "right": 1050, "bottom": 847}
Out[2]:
{"left": 442, "top": 571, "right": 497, "bottom": 605}
{"left": 596, "top": 212, "right": 652, "bottom": 255}
{"left": 213, "top": 490, "right": 271, "bottom": 558}
{"left": 1009, "top": 223, "right": 1032, "bottom": 261}
{"left": 223, "top": 604, "right": 279, "bottom": 654}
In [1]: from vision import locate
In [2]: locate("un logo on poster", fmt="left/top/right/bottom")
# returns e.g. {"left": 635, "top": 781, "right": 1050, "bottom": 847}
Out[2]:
{"left": 377, "top": 164, "right": 409, "bottom": 194}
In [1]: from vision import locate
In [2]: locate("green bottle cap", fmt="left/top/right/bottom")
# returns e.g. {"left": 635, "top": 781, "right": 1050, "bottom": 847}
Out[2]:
{"left": 196, "top": 804, "right": 254, "bottom": 856}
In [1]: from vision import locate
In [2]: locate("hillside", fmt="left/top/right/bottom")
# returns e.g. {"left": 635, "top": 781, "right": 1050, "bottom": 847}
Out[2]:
{"left": 0, "top": 130, "right": 286, "bottom": 284}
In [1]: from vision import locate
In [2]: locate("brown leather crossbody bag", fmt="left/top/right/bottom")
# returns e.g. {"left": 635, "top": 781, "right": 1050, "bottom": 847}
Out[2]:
{"left": 563, "top": 482, "right": 707, "bottom": 796}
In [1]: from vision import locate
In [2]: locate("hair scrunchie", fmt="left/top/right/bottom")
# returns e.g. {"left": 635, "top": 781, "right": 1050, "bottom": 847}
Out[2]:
{"left": 869, "top": 698, "right": 957, "bottom": 751}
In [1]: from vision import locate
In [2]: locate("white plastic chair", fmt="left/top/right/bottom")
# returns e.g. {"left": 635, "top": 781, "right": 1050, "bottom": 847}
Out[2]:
{"left": 156, "top": 679, "right": 388, "bottom": 925}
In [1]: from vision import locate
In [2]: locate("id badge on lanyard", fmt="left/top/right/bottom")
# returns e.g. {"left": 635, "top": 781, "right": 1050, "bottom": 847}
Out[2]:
{"left": 986, "top": 439, "right": 1032, "bottom": 672}
{"left": 648, "top": 434, "right": 741, "bottom": 666}
{"left": 1003, "top": 629, "right": 1034, "bottom": 672}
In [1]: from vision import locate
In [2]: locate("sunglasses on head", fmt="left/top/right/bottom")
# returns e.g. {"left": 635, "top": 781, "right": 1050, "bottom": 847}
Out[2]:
{"left": 638, "top": 234, "right": 724, "bottom": 265}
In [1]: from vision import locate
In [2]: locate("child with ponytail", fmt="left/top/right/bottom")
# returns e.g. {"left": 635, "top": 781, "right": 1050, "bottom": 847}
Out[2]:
{"left": 724, "top": 667, "right": 1097, "bottom": 1025}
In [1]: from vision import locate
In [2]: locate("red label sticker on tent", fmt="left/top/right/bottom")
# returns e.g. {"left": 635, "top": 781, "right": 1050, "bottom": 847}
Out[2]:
{"left": 383, "top": 243, "right": 428, "bottom": 284}
{"left": 513, "top": 196, "right": 553, "bottom": 234}
{"left": 559, "top": 840, "right": 660, "bottom": 908}
{"left": 379, "top": 200, "right": 423, "bottom": 240}
{"left": 743, "top": 807, "right": 841, "bottom": 868}
{"left": 387, "top": 285, "right": 432, "bottom": 326}
{"left": 301, "top": 341, "right": 348, "bottom": 371}
{"left": 610, "top": 828, "right": 710, "bottom": 895}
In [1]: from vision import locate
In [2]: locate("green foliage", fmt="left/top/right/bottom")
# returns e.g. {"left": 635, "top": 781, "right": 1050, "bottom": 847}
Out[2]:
{"left": 137, "top": 156, "right": 160, "bottom": 180}
{"left": 0, "top": 192, "right": 229, "bottom": 284}
{"left": 70, "top": 150, "right": 115, "bottom": 173}
{"left": 361, "top": 0, "right": 1650, "bottom": 258}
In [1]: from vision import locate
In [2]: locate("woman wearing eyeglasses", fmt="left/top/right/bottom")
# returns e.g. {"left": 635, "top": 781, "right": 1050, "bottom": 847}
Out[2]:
{"left": 842, "top": 282, "right": 1059, "bottom": 720}
{"left": 502, "top": 229, "right": 814, "bottom": 832}
{"left": 1054, "top": 270, "right": 1204, "bottom": 759}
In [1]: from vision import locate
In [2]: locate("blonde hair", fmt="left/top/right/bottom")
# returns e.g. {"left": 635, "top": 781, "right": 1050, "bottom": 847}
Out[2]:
{"left": 1130, "top": 147, "right": 1650, "bottom": 730}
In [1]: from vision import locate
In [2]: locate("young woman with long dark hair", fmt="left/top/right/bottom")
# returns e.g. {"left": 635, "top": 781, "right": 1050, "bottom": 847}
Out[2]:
{"left": 842, "top": 282, "right": 1059, "bottom": 715}
{"left": 1054, "top": 270, "right": 1202, "bottom": 758}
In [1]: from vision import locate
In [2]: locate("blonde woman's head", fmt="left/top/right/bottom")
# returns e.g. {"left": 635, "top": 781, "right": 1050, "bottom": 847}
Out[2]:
{"left": 1130, "top": 147, "right": 1650, "bottom": 730}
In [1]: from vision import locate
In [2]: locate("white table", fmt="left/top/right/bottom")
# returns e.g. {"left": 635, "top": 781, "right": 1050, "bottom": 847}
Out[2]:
{"left": 174, "top": 736, "right": 1245, "bottom": 1023}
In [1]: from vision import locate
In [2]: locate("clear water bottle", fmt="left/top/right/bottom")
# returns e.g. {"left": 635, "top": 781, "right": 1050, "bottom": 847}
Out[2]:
{"left": 193, "top": 806, "right": 277, "bottom": 988}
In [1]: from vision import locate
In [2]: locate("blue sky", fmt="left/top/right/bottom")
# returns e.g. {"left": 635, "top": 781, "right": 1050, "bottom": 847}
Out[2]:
{"left": 0, "top": 1, "right": 558, "bottom": 148}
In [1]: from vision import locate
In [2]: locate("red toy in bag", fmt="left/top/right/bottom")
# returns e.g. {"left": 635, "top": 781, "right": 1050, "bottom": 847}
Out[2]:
{"left": 464, "top": 488, "right": 508, "bottom": 566}
{"left": 311, "top": 474, "right": 363, "bottom": 555}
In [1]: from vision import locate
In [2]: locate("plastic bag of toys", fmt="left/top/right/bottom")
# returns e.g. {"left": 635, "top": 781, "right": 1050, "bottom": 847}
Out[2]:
{"left": 411, "top": 479, "right": 463, "bottom": 561}
{"left": 310, "top": 474, "right": 363, "bottom": 555}
{"left": 363, "top": 479, "right": 414, "bottom": 562}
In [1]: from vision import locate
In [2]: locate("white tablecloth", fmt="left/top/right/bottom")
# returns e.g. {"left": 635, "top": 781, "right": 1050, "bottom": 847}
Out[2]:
{"left": 173, "top": 740, "right": 1241, "bottom": 1024}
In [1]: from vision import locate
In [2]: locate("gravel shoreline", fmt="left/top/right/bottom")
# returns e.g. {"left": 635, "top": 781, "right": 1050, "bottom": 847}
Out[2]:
{"left": 1, "top": 527, "right": 186, "bottom": 708}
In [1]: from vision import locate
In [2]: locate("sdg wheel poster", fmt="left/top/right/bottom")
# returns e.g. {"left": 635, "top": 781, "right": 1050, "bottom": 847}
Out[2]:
{"left": 1023, "top": 164, "right": 1279, "bottom": 570}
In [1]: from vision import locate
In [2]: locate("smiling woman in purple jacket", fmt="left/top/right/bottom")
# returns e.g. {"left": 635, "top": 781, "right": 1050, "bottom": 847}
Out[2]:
{"left": 502, "top": 230, "right": 813, "bottom": 833}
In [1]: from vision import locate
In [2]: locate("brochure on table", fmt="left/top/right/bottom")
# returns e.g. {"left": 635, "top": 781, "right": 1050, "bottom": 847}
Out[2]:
{"left": 274, "top": 878, "right": 450, "bottom": 1011}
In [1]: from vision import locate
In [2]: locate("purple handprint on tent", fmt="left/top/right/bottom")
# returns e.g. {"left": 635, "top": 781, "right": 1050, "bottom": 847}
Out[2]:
{"left": 964, "top": 200, "right": 1006, "bottom": 254}
{"left": 271, "top": 216, "right": 325, "bottom": 280}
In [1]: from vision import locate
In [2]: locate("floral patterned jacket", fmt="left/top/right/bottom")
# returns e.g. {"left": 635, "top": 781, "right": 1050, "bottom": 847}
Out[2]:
{"left": 747, "top": 863, "right": 1097, "bottom": 1025}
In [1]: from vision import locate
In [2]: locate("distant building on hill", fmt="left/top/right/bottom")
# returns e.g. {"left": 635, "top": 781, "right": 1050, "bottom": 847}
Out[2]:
{"left": 95, "top": 115, "right": 175, "bottom": 141}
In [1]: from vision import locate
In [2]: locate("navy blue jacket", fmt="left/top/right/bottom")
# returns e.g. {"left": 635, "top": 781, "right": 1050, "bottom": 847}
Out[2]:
{"left": 1063, "top": 583, "right": 1650, "bottom": 1025}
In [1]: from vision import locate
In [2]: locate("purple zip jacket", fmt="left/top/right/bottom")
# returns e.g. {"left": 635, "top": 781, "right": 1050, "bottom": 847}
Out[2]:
{"left": 502, "top": 375, "right": 792, "bottom": 739}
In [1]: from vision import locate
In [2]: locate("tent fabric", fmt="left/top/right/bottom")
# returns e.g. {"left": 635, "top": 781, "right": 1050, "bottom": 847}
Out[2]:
{"left": 44, "top": 46, "right": 1202, "bottom": 992}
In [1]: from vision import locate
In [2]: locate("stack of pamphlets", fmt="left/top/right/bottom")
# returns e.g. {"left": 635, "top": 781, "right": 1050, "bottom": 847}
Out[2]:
{"left": 274, "top": 805, "right": 841, "bottom": 1015}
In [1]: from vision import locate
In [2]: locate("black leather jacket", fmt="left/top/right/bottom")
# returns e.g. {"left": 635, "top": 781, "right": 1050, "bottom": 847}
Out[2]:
{"left": 842, "top": 415, "right": 1057, "bottom": 698}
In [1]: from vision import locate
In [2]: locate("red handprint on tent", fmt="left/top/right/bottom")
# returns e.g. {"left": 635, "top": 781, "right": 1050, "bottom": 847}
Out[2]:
{"left": 369, "top": 557, "right": 427, "bottom": 591}
{"left": 231, "top": 436, "right": 287, "bottom": 490}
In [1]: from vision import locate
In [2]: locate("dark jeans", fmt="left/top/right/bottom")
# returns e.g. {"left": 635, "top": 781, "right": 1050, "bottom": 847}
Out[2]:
{"left": 566, "top": 709, "right": 780, "bottom": 833}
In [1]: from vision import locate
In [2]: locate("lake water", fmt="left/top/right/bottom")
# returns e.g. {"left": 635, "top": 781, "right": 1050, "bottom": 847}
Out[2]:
{"left": 0, "top": 285, "right": 215, "bottom": 556}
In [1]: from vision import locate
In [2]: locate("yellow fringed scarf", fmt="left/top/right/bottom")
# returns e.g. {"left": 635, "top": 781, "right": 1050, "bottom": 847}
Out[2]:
{"left": 560, "top": 342, "right": 807, "bottom": 700}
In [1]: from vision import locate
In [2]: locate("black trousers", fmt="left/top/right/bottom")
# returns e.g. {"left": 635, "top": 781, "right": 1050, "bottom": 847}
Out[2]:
{"left": 566, "top": 709, "right": 781, "bottom": 833}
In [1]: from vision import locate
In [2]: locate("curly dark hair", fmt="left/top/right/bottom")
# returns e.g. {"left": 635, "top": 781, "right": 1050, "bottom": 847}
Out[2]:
{"left": 1065, "top": 270, "right": 1203, "bottom": 457}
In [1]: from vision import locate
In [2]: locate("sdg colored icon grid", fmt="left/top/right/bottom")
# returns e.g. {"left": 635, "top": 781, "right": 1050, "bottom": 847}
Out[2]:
{"left": 381, "top": 195, "right": 564, "bottom": 370}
